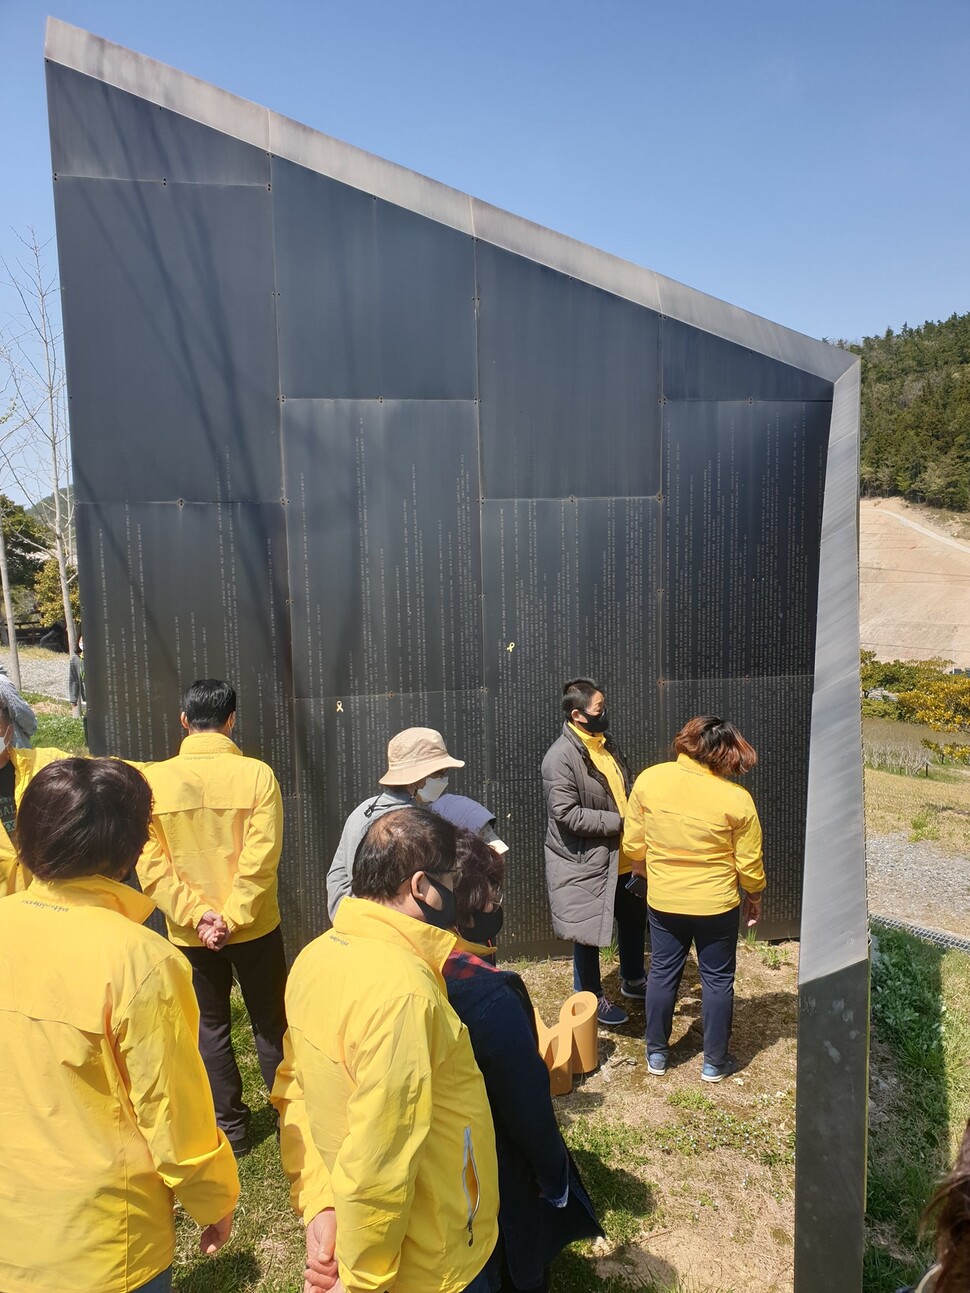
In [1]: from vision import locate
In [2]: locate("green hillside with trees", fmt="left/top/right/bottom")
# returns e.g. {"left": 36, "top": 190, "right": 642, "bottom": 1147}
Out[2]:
{"left": 852, "top": 311, "right": 970, "bottom": 510}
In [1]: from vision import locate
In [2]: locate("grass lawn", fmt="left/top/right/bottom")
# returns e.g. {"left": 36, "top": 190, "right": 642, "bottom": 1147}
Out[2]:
{"left": 174, "top": 942, "right": 800, "bottom": 1293}
{"left": 865, "top": 925, "right": 970, "bottom": 1291}
{"left": 864, "top": 766, "right": 970, "bottom": 853}
{"left": 24, "top": 692, "right": 88, "bottom": 754}
{"left": 14, "top": 673, "right": 968, "bottom": 1288}
{"left": 170, "top": 927, "right": 970, "bottom": 1293}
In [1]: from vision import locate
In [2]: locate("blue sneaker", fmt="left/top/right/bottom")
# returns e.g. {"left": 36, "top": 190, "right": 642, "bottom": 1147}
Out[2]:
{"left": 620, "top": 976, "right": 647, "bottom": 999}
{"left": 596, "top": 996, "right": 629, "bottom": 1027}
{"left": 701, "top": 1055, "right": 738, "bottom": 1083}
{"left": 647, "top": 1051, "right": 668, "bottom": 1076}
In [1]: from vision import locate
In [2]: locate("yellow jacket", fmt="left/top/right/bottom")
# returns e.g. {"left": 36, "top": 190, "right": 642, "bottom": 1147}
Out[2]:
{"left": 623, "top": 754, "right": 766, "bottom": 915}
{"left": 0, "top": 746, "right": 74, "bottom": 895}
{"left": 569, "top": 722, "right": 636, "bottom": 874}
{"left": 272, "top": 898, "right": 499, "bottom": 1293}
{"left": 0, "top": 874, "right": 239, "bottom": 1292}
{"left": 136, "top": 731, "right": 283, "bottom": 945}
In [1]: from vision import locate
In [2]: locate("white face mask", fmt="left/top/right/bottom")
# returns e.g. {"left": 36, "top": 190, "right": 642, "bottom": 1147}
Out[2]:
{"left": 416, "top": 775, "right": 449, "bottom": 804}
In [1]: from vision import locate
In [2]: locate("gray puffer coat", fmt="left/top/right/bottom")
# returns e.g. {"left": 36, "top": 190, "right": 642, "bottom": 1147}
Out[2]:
{"left": 541, "top": 722, "right": 633, "bottom": 947}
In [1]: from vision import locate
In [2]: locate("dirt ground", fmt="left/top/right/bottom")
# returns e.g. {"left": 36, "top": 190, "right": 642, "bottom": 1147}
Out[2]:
{"left": 860, "top": 497, "right": 970, "bottom": 668}
{"left": 517, "top": 942, "right": 799, "bottom": 1293}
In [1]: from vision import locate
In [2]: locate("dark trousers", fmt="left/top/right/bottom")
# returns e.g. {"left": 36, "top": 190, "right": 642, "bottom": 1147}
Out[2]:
{"left": 132, "top": 1269, "right": 172, "bottom": 1293}
{"left": 181, "top": 925, "right": 288, "bottom": 1145}
{"left": 645, "top": 905, "right": 740, "bottom": 1067}
{"left": 572, "top": 878, "right": 647, "bottom": 995}
{"left": 463, "top": 1252, "right": 501, "bottom": 1293}
{"left": 499, "top": 1246, "right": 549, "bottom": 1292}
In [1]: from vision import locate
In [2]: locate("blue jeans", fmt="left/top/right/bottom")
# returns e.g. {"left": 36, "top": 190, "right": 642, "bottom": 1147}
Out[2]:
{"left": 645, "top": 905, "right": 740, "bottom": 1067}
{"left": 133, "top": 1268, "right": 172, "bottom": 1293}
{"left": 572, "top": 877, "right": 647, "bottom": 995}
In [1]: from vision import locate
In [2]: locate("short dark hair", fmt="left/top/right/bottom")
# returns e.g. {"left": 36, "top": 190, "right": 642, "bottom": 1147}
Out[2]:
{"left": 182, "top": 679, "right": 236, "bottom": 729}
{"left": 0, "top": 699, "right": 11, "bottom": 726}
{"left": 18, "top": 758, "right": 153, "bottom": 882}
{"left": 672, "top": 716, "right": 757, "bottom": 777}
{"left": 562, "top": 677, "right": 602, "bottom": 717}
{"left": 352, "top": 807, "right": 457, "bottom": 901}
{"left": 453, "top": 829, "right": 505, "bottom": 928}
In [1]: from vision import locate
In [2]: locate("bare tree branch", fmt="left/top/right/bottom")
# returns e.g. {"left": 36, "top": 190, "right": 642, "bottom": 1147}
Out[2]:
{"left": 0, "top": 228, "right": 77, "bottom": 654}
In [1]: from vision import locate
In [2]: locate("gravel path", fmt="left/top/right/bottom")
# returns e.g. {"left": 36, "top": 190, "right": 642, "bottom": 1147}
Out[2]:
{"left": 0, "top": 649, "right": 72, "bottom": 702}
{"left": 867, "top": 833, "right": 970, "bottom": 937}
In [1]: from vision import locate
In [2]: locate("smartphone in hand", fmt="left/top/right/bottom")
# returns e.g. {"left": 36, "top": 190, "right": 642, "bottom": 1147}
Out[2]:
{"left": 624, "top": 874, "right": 646, "bottom": 900}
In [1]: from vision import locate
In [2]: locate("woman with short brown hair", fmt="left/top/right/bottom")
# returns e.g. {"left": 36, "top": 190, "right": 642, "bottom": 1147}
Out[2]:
{"left": 0, "top": 758, "right": 238, "bottom": 1293}
{"left": 623, "top": 716, "right": 766, "bottom": 1082}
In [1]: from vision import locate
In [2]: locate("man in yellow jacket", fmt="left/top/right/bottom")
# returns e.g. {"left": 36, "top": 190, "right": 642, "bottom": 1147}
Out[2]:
{"left": 0, "top": 694, "right": 74, "bottom": 894}
{"left": 137, "top": 678, "right": 286, "bottom": 1155}
{"left": 272, "top": 808, "right": 500, "bottom": 1293}
{"left": 0, "top": 757, "right": 239, "bottom": 1293}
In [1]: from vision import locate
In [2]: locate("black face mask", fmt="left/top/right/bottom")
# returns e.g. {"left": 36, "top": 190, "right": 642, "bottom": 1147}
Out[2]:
{"left": 581, "top": 709, "right": 609, "bottom": 734}
{"left": 414, "top": 874, "right": 457, "bottom": 931}
{"left": 461, "top": 906, "right": 504, "bottom": 944}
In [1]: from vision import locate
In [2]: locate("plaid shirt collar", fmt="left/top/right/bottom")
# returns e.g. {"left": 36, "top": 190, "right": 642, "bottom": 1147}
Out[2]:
{"left": 443, "top": 948, "right": 499, "bottom": 981}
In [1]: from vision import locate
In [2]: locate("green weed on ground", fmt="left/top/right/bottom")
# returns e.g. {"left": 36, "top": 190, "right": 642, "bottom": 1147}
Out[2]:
{"left": 21, "top": 691, "right": 89, "bottom": 755}
{"left": 657, "top": 1091, "right": 794, "bottom": 1168}
{"left": 32, "top": 711, "right": 87, "bottom": 754}
{"left": 865, "top": 925, "right": 970, "bottom": 1291}
{"left": 174, "top": 996, "right": 699, "bottom": 1292}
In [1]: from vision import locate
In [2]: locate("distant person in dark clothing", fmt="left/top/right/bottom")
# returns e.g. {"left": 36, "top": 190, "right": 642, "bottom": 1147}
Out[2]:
{"left": 444, "top": 830, "right": 602, "bottom": 1293}
{"left": 38, "top": 621, "right": 68, "bottom": 653}
{"left": 68, "top": 635, "right": 87, "bottom": 742}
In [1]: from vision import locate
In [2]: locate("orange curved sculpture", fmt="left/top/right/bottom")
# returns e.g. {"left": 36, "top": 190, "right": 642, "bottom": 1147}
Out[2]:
{"left": 534, "top": 991, "right": 599, "bottom": 1095}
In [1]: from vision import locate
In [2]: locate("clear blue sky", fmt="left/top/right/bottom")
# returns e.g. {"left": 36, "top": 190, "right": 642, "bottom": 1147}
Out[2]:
{"left": 1, "top": 0, "right": 969, "bottom": 343}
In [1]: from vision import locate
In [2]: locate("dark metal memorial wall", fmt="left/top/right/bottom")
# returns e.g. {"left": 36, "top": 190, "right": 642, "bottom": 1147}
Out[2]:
{"left": 46, "top": 21, "right": 868, "bottom": 1288}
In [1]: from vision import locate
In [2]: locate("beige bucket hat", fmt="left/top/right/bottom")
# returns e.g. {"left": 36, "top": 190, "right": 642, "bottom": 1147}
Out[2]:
{"left": 379, "top": 727, "right": 465, "bottom": 786}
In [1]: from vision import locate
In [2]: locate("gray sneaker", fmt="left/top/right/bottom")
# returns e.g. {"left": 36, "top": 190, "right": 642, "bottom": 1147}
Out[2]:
{"left": 620, "top": 976, "right": 647, "bottom": 999}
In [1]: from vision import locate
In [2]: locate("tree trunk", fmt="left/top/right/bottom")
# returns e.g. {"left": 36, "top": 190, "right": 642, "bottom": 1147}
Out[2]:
{"left": 0, "top": 515, "right": 21, "bottom": 689}
{"left": 53, "top": 529, "right": 77, "bottom": 657}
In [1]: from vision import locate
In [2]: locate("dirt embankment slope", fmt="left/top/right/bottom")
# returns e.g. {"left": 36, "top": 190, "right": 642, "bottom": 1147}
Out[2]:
{"left": 860, "top": 498, "right": 970, "bottom": 668}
